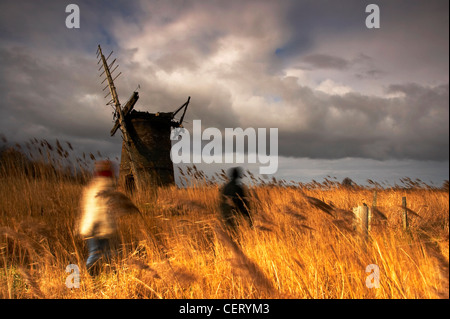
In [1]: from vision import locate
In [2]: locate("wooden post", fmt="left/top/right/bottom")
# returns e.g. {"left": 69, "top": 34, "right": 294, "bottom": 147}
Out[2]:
{"left": 402, "top": 196, "right": 408, "bottom": 231}
{"left": 353, "top": 205, "right": 369, "bottom": 238}
{"left": 369, "top": 191, "right": 377, "bottom": 231}
{"left": 361, "top": 205, "right": 369, "bottom": 238}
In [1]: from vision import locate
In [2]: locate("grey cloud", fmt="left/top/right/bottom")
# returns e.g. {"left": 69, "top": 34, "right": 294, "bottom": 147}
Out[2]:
{"left": 0, "top": 0, "right": 447, "bottom": 172}
{"left": 274, "top": 83, "right": 449, "bottom": 161}
{"left": 160, "top": 71, "right": 449, "bottom": 162}
{"left": 297, "top": 52, "right": 386, "bottom": 82}
{"left": 0, "top": 45, "right": 114, "bottom": 147}
{"left": 299, "top": 53, "right": 350, "bottom": 70}
{"left": 355, "top": 69, "right": 385, "bottom": 80}
{"left": 352, "top": 54, "right": 386, "bottom": 80}
{"left": 155, "top": 51, "right": 200, "bottom": 73}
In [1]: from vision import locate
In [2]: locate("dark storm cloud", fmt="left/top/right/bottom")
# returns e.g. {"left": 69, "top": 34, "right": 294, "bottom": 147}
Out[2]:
{"left": 276, "top": 83, "right": 449, "bottom": 161}
{"left": 0, "top": 0, "right": 134, "bottom": 51}
{"left": 0, "top": 0, "right": 143, "bottom": 158}
{"left": 0, "top": 47, "right": 105, "bottom": 135}
{"left": 0, "top": 0, "right": 448, "bottom": 168}
{"left": 298, "top": 54, "right": 350, "bottom": 70}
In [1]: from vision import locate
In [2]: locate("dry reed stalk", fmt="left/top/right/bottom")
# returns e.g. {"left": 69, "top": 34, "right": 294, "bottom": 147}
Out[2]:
{"left": 290, "top": 257, "right": 313, "bottom": 298}
{"left": 173, "top": 198, "right": 209, "bottom": 213}
{"left": 304, "top": 196, "right": 335, "bottom": 217}
{"left": 66, "top": 141, "right": 73, "bottom": 151}
{"left": 333, "top": 208, "right": 356, "bottom": 221}
{"left": 0, "top": 226, "right": 53, "bottom": 260}
{"left": 19, "top": 220, "right": 58, "bottom": 242}
{"left": 371, "top": 207, "right": 388, "bottom": 221}
{"left": 131, "top": 276, "right": 163, "bottom": 299}
{"left": 398, "top": 206, "right": 423, "bottom": 219}
{"left": 254, "top": 225, "right": 273, "bottom": 232}
{"left": 256, "top": 210, "right": 277, "bottom": 227}
{"left": 292, "top": 257, "right": 305, "bottom": 271}
{"left": 170, "top": 265, "right": 199, "bottom": 286}
{"left": 282, "top": 206, "right": 308, "bottom": 222}
{"left": 1, "top": 143, "right": 448, "bottom": 299}
{"left": 295, "top": 224, "right": 316, "bottom": 232}
{"left": 331, "top": 220, "right": 356, "bottom": 234}
{"left": 415, "top": 231, "right": 449, "bottom": 298}
{"left": 140, "top": 225, "right": 172, "bottom": 261}
{"left": 16, "top": 266, "right": 45, "bottom": 299}
{"left": 215, "top": 226, "right": 277, "bottom": 296}
{"left": 128, "top": 259, "right": 161, "bottom": 279}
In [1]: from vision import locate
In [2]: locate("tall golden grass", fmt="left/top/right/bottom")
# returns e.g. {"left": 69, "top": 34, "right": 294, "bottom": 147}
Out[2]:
{"left": 0, "top": 138, "right": 448, "bottom": 299}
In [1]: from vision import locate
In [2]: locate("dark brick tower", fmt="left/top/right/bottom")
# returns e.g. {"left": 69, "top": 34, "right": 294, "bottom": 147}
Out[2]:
{"left": 119, "top": 111, "right": 175, "bottom": 192}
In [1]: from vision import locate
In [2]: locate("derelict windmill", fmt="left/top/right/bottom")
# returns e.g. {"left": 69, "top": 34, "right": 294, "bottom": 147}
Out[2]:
{"left": 96, "top": 45, "right": 190, "bottom": 193}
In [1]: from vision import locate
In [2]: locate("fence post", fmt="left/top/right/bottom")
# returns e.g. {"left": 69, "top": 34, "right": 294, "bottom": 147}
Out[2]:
{"left": 402, "top": 196, "right": 408, "bottom": 231}
{"left": 353, "top": 205, "right": 369, "bottom": 238}
{"left": 361, "top": 205, "right": 369, "bottom": 238}
{"left": 370, "top": 191, "right": 377, "bottom": 231}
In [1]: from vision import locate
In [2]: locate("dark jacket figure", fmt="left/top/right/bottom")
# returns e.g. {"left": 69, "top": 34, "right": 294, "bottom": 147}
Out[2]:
{"left": 219, "top": 167, "right": 253, "bottom": 233}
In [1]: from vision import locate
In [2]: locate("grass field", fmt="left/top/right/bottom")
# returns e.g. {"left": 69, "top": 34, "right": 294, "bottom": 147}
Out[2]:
{"left": 0, "top": 139, "right": 448, "bottom": 299}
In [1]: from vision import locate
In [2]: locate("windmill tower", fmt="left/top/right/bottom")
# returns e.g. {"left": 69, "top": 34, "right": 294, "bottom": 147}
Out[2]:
{"left": 96, "top": 45, "right": 190, "bottom": 193}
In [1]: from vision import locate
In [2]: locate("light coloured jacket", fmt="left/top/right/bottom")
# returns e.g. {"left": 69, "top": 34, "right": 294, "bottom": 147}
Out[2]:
{"left": 79, "top": 176, "right": 116, "bottom": 239}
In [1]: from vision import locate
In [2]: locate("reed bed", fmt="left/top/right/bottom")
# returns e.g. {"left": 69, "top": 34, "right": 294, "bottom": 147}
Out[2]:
{"left": 0, "top": 138, "right": 448, "bottom": 299}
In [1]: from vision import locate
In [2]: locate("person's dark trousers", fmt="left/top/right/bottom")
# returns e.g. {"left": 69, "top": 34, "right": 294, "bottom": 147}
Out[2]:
{"left": 86, "top": 237, "right": 111, "bottom": 276}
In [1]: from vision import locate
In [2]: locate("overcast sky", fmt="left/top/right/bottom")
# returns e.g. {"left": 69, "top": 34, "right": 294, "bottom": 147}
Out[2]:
{"left": 0, "top": 0, "right": 448, "bottom": 186}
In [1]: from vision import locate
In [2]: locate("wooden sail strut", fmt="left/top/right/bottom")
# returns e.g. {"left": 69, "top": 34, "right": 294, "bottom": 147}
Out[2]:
{"left": 97, "top": 45, "right": 142, "bottom": 192}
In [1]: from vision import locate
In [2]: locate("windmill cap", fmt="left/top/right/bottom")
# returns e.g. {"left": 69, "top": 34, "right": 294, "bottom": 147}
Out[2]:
{"left": 94, "top": 160, "right": 113, "bottom": 177}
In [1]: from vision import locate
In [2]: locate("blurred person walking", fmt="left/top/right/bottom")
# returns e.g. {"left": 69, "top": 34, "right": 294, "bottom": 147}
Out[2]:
{"left": 78, "top": 160, "right": 118, "bottom": 276}
{"left": 219, "top": 167, "right": 253, "bottom": 236}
